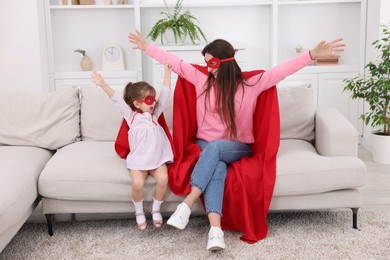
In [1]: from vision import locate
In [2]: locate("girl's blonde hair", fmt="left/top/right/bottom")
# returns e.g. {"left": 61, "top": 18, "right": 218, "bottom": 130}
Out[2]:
{"left": 123, "top": 81, "right": 156, "bottom": 112}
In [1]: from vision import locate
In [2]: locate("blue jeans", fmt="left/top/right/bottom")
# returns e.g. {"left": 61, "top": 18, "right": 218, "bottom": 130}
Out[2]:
{"left": 191, "top": 139, "right": 252, "bottom": 216}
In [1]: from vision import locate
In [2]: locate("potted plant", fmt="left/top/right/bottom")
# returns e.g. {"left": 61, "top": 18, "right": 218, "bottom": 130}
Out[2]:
{"left": 147, "top": 0, "right": 207, "bottom": 45}
{"left": 74, "top": 49, "right": 92, "bottom": 71}
{"left": 343, "top": 23, "right": 390, "bottom": 164}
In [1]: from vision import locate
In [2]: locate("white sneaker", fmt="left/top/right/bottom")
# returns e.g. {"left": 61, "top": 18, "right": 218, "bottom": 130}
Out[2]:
{"left": 207, "top": 226, "right": 226, "bottom": 251}
{"left": 167, "top": 203, "right": 191, "bottom": 230}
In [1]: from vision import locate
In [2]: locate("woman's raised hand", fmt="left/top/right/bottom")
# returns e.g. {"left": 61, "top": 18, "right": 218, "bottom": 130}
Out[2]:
{"left": 128, "top": 30, "right": 149, "bottom": 51}
{"left": 309, "top": 38, "right": 346, "bottom": 60}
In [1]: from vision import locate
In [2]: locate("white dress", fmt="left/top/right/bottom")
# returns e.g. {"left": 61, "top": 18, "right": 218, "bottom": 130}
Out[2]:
{"left": 110, "top": 87, "right": 173, "bottom": 171}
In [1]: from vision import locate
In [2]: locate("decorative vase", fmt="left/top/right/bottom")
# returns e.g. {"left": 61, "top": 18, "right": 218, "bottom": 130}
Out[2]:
{"left": 163, "top": 29, "right": 187, "bottom": 45}
{"left": 371, "top": 132, "right": 390, "bottom": 164}
{"left": 80, "top": 55, "right": 92, "bottom": 71}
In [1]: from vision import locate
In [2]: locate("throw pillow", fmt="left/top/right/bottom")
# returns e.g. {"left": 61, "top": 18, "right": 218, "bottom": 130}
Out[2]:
{"left": 278, "top": 83, "right": 315, "bottom": 142}
{"left": 0, "top": 87, "right": 80, "bottom": 150}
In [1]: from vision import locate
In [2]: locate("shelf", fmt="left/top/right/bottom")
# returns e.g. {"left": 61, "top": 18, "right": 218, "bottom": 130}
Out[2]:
{"left": 140, "top": 0, "right": 273, "bottom": 8}
{"left": 278, "top": 0, "right": 362, "bottom": 5}
{"left": 55, "top": 70, "right": 137, "bottom": 79}
{"left": 297, "top": 64, "right": 360, "bottom": 74}
{"left": 50, "top": 4, "right": 134, "bottom": 9}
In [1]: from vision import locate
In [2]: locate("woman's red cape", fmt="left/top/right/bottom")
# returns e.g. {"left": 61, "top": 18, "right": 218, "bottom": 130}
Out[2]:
{"left": 115, "top": 65, "right": 280, "bottom": 243}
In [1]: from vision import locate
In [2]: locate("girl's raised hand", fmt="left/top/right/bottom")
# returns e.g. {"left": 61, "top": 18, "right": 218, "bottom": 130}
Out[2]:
{"left": 128, "top": 30, "right": 149, "bottom": 51}
{"left": 309, "top": 38, "right": 346, "bottom": 60}
{"left": 164, "top": 63, "right": 172, "bottom": 73}
{"left": 91, "top": 71, "right": 106, "bottom": 87}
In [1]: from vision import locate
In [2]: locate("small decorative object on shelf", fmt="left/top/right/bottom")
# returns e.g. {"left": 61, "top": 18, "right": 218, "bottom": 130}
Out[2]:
{"left": 295, "top": 44, "right": 303, "bottom": 55}
{"left": 316, "top": 57, "right": 339, "bottom": 66}
{"left": 79, "top": 0, "right": 95, "bottom": 5}
{"left": 104, "top": 0, "right": 128, "bottom": 4}
{"left": 102, "top": 44, "right": 125, "bottom": 70}
{"left": 74, "top": 49, "right": 92, "bottom": 71}
{"left": 147, "top": 0, "right": 207, "bottom": 45}
{"left": 71, "top": 0, "right": 79, "bottom": 4}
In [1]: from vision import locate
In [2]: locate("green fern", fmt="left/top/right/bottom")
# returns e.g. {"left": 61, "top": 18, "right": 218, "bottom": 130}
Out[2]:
{"left": 147, "top": 0, "right": 207, "bottom": 45}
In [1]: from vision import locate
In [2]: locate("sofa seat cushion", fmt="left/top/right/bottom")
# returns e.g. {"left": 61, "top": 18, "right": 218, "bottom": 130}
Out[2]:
{"left": 38, "top": 141, "right": 182, "bottom": 202}
{"left": 275, "top": 139, "right": 366, "bottom": 196}
{"left": 0, "top": 146, "right": 53, "bottom": 233}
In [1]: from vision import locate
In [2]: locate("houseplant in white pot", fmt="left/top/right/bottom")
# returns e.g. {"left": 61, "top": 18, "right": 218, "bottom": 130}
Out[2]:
{"left": 344, "top": 23, "right": 390, "bottom": 164}
{"left": 147, "top": 0, "right": 207, "bottom": 45}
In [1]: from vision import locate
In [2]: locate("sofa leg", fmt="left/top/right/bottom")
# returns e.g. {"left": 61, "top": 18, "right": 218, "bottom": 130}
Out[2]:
{"left": 45, "top": 214, "right": 54, "bottom": 236}
{"left": 351, "top": 208, "right": 359, "bottom": 229}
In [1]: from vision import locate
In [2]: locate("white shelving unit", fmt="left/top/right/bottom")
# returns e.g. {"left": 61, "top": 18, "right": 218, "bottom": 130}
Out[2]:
{"left": 42, "top": 0, "right": 372, "bottom": 134}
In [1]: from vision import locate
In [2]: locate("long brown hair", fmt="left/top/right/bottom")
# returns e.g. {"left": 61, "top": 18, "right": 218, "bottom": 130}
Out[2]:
{"left": 123, "top": 81, "right": 156, "bottom": 112}
{"left": 201, "top": 39, "right": 243, "bottom": 139}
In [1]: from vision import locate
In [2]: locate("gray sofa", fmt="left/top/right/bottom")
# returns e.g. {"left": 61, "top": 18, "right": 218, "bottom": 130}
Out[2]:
{"left": 0, "top": 83, "right": 366, "bottom": 251}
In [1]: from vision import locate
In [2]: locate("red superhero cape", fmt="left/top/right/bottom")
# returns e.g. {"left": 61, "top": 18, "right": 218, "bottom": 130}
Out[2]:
{"left": 169, "top": 65, "right": 280, "bottom": 243}
{"left": 114, "top": 113, "right": 173, "bottom": 159}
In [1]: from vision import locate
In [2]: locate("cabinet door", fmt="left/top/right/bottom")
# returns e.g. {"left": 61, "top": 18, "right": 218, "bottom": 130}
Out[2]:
{"left": 318, "top": 72, "right": 362, "bottom": 134}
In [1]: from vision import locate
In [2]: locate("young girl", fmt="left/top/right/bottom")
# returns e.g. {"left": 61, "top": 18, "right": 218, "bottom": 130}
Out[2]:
{"left": 129, "top": 30, "right": 345, "bottom": 250}
{"left": 91, "top": 64, "right": 174, "bottom": 230}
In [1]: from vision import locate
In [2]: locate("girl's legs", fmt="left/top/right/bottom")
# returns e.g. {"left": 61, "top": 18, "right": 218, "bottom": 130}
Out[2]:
{"left": 150, "top": 164, "right": 169, "bottom": 227}
{"left": 130, "top": 169, "right": 148, "bottom": 230}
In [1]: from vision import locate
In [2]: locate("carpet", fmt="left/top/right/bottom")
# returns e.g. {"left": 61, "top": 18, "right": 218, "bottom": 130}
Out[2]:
{"left": 1, "top": 209, "right": 389, "bottom": 259}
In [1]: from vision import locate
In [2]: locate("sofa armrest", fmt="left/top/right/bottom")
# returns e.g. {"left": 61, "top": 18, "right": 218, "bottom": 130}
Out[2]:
{"left": 315, "top": 108, "right": 358, "bottom": 157}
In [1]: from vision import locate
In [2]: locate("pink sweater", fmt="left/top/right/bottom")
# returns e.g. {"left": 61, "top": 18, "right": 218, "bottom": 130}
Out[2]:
{"left": 146, "top": 44, "right": 313, "bottom": 143}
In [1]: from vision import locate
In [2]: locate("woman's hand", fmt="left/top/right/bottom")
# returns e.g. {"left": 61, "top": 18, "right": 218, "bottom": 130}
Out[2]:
{"left": 128, "top": 30, "right": 149, "bottom": 51}
{"left": 309, "top": 38, "right": 346, "bottom": 60}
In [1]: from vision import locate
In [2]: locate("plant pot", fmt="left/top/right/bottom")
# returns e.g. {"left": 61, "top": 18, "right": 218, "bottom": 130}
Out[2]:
{"left": 371, "top": 132, "right": 390, "bottom": 164}
{"left": 80, "top": 55, "right": 92, "bottom": 71}
{"left": 163, "top": 29, "right": 187, "bottom": 45}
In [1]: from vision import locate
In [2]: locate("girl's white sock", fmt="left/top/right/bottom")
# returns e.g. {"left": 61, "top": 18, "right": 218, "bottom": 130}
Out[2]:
{"left": 133, "top": 199, "right": 146, "bottom": 224}
{"left": 152, "top": 197, "right": 163, "bottom": 221}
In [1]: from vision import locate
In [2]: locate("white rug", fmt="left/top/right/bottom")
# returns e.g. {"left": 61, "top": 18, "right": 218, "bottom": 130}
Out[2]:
{"left": 1, "top": 209, "right": 389, "bottom": 259}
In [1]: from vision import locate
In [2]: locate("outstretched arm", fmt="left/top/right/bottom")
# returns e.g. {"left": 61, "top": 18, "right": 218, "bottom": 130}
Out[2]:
{"left": 154, "top": 64, "right": 172, "bottom": 118}
{"left": 128, "top": 30, "right": 202, "bottom": 85}
{"left": 248, "top": 38, "right": 346, "bottom": 95}
{"left": 92, "top": 71, "right": 132, "bottom": 120}
{"left": 163, "top": 63, "right": 172, "bottom": 88}
{"left": 91, "top": 71, "right": 114, "bottom": 97}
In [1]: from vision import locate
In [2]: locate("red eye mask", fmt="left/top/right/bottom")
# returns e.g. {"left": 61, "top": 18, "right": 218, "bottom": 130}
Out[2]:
{"left": 137, "top": 95, "right": 156, "bottom": 105}
{"left": 205, "top": 57, "right": 235, "bottom": 69}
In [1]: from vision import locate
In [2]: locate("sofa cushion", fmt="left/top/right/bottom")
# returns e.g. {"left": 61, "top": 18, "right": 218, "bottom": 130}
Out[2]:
{"left": 38, "top": 141, "right": 183, "bottom": 202}
{"left": 274, "top": 139, "right": 366, "bottom": 196}
{"left": 0, "top": 146, "right": 53, "bottom": 234}
{"left": 80, "top": 87, "right": 122, "bottom": 141}
{"left": 278, "top": 83, "right": 315, "bottom": 142}
{"left": 0, "top": 88, "right": 80, "bottom": 150}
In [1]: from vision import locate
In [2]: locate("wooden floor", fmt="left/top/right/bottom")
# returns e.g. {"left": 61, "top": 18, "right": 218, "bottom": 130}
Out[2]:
{"left": 358, "top": 145, "right": 390, "bottom": 209}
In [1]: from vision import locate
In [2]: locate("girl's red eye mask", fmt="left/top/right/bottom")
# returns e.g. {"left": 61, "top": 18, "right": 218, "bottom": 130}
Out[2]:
{"left": 136, "top": 95, "right": 156, "bottom": 105}
{"left": 205, "top": 57, "right": 235, "bottom": 69}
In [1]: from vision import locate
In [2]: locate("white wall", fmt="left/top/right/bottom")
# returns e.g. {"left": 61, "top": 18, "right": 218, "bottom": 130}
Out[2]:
{"left": 380, "top": 0, "right": 390, "bottom": 25}
{"left": 0, "top": 0, "right": 46, "bottom": 92}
